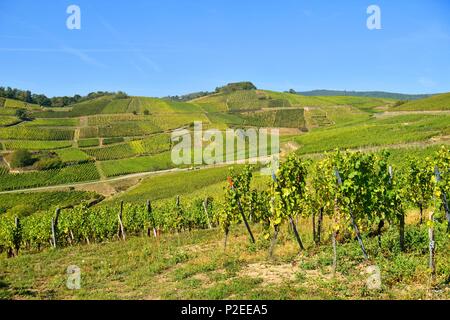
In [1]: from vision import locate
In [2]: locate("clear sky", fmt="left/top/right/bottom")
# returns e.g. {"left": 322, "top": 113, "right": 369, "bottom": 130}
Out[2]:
{"left": 0, "top": 0, "right": 449, "bottom": 97}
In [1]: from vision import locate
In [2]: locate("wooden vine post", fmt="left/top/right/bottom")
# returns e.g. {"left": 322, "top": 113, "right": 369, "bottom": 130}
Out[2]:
{"left": 203, "top": 197, "right": 212, "bottom": 229}
{"left": 117, "top": 201, "right": 126, "bottom": 241}
{"left": 334, "top": 168, "right": 368, "bottom": 260}
{"left": 332, "top": 198, "right": 339, "bottom": 276}
{"left": 9, "top": 217, "right": 21, "bottom": 257}
{"left": 51, "top": 208, "right": 61, "bottom": 248}
{"left": 428, "top": 210, "right": 436, "bottom": 282}
{"left": 146, "top": 200, "right": 157, "bottom": 237}
{"left": 237, "top": 195, "right": 255, "bottom": 244}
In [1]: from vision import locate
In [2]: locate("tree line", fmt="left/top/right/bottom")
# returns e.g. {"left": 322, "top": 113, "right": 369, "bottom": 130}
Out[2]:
{"left": 0, "top": 86, "right": 128, "bottom": 108}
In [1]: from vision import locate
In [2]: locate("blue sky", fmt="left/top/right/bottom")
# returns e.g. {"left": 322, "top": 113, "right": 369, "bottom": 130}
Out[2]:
{"left": 0, "top": 0, "right": 449, "bottom": 97}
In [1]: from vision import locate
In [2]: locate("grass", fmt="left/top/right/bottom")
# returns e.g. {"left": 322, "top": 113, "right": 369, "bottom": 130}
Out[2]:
{"left": 55, "top": 148, "right": 91, "bottom": 163}
{"left": 78, "top": 139, "right": 100, "bottom": 148}
{"left": 99, "top": 151, "right": 177, "bottom": 178}
{"left": 0, "top": 116, "right": 20, "bottom": 127}
{"left": 106, "top": 165, "right": 233, "bottom": 204}
{"left": 294, "top": 114, "right": 449, "bottom": 154}
{"left": 22, "top": 118, "right": 79, "bottom": 127}
{"left": 0, "top": 216, "right": 447, "bottom": 300}
{"left": 390, "top": 92, "right": 450, "bottom": 111}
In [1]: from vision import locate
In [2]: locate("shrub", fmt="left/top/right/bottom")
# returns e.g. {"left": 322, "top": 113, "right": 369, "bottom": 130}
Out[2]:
{"left": 10, "top": 150, "right": 33, "bottom": 168}
{"left": 15, "top": 109, "right": 28, "bottom": 120}
{"left": 34, "top": 157, "right": 63, "bottom": 171}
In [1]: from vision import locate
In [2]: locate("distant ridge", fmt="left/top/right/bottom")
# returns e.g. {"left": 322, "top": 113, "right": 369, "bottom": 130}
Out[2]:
{"left": 290, "top": 89, "right": 434, "bottom": 101}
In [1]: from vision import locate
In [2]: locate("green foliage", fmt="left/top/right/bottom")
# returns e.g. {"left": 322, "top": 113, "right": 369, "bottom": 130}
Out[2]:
{"left": 271, "top": 155, "right": 309, "bottom": 227}
{"left": 78, "top": 139, "right": 100, "bottom": 148}
{"left": 0, "top": 116, "right": 20, "bottom": 127}
{"left": 22, "top": 118, "right": 79, "bottom": 127}
{"left": 390, "top": 92, "right": 450, "bottom": 111}
{"left": 15, "top": 109, "right": 29, "bottom": 120}
{"left": 99, "top": 152, "right": 175, "bottom": 177}
{"left": 220, "top": 166, "right": 253, "bottom": 235}
{"left": 3, "top": 140, "right": 72, "bottom": 151}
{"left": 0, "top": 127, "right": 74, "bottom": 141}
{"left": 55, "top": 148, "right": 91, "bottom": 163}
{"left": 103, "top": 137, "right": 125, "bottom": 145}
{"left": 405, "top": 157, "right": 434, "bottom": 220}
{"left": 216, "top": 82, "right": 257, "bottom": 93}
{"left": 0, "top": 163, "right": 100, "bottom": 191}
{"left": 0, "top": 191, "right": 99, "bottom": 215}
{"left": 10, "top": 149, "right": 33, "bottom": 168}
{"left": 33, "top": 157, "right": 63, "bottom": 171}
{"left": 0, "top": 199, "right": 219, "bottom": 254}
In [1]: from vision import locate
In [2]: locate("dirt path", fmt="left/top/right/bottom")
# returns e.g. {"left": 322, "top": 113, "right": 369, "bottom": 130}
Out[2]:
{"left": 0, "top": 167, "right": 188, "bottom": 195}
{"left": 0, "top": 155, "right": 274, "bottom": 195}
{"left": 298, "top": 135, "right": 450, "bottom": 158}
{"left": 1, "top": 137, "right": 448, "bottom": 195}
{"left": 374, "top": 110, "right": 450, "bottom": 118}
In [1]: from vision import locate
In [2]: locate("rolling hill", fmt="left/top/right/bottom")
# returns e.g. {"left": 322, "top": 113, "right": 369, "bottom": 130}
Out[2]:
{"left": 0, "top": 83, "right": 449, "bottom": 301}
{"left": 389, "top": 92, "right": 450, "bottom": 111}
{"left": 294, "top": 89, "right": 432, "bottom": 100}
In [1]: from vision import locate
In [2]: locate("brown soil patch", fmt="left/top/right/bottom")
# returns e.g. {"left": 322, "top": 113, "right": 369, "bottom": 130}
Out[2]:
{"left": 75, "top": 182, "right": 116, "bottom": 197}
{"left": 239, "top": 263, "right": 297, "bottom": 286}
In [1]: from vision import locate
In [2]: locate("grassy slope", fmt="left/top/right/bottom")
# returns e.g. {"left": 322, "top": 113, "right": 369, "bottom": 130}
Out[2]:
{"left": 293, "top": 114, "right": 449, "bottom": 154}
{"left": 390, "top": 92, "right": 450, "bottom": 111}
{"left": 1, "top": 215, "right": 448, "bottom": 300}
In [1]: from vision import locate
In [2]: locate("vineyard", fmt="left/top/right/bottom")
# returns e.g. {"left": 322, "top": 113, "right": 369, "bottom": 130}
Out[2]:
{"left": 99, "top": 151, "right": 175, "bottom": 177}
{"left": 0, "top": 147, "right": 449, "bottom": 300}
{"left": 0, "top": 162, "right": 100, "bottom": 191}
{"left": 0, "top": 127, "right": 74, "bottom": 141}
{"left": 86, "top": 133, "right": 173, "bottom": 162}
{"left": 2, "top": 140, "right": 73, "bottom": 151}
{"left": 77, "top": 138, "right": 100, "bottom": 148}
{"left": 1, "top": 147, "right": 448, "bottom": 274}
{"left": 0, "top": 86, "right": 449, "bottom": 300}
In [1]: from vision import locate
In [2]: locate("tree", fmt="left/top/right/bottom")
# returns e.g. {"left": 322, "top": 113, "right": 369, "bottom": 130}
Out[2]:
{"left": 15, "top": 109, "right": 29, "bottom": 120}
{"left": 10, "top": 150, "right": 33, "bottom": 168}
